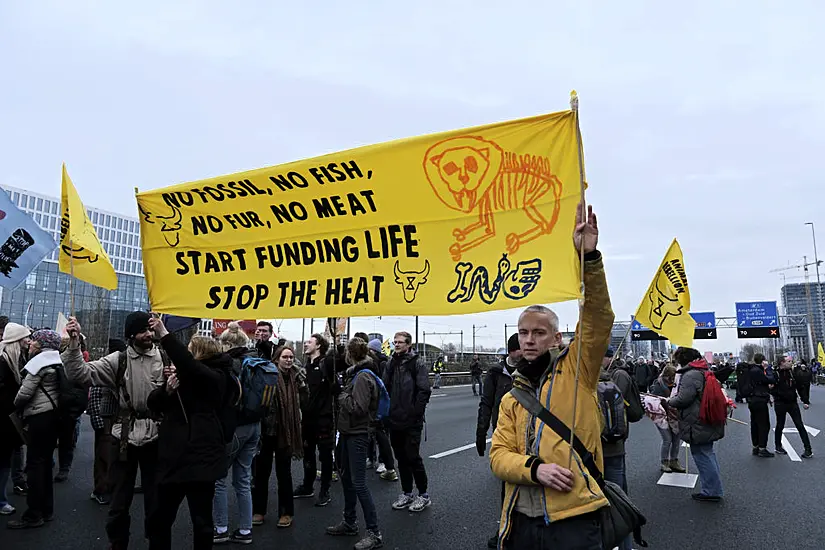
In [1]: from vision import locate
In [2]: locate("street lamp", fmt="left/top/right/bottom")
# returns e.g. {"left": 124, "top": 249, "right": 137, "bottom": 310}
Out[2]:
{"left": 805, "top": 222, "right": 823, "bottom": 346}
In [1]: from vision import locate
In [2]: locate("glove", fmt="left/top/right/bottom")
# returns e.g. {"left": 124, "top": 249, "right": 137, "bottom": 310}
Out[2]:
{"left": 476, "top": 434, "right": 487, "bottom": 457}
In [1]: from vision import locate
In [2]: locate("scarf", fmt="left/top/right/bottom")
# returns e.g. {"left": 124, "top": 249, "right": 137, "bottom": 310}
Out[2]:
{"left": 275, "top": 365, "right": 304, "bottom": 459}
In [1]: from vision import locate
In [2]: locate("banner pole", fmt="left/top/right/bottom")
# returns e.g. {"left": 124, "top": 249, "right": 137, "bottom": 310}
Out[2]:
{"left": 69, "top": 238, "right": 75, "bottom": 317}
{"left": 568, "top": 90, "right": 588, "bottom": 470}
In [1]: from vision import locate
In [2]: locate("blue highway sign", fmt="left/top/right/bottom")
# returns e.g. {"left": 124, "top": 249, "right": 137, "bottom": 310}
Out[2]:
{"left": 736, "top": 301, "right": 780, "bottom": 339}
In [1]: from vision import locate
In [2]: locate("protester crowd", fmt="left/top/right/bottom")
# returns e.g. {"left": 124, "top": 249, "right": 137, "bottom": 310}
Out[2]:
{"left": 0, "top": 203, "right": 818, "bottom": 550}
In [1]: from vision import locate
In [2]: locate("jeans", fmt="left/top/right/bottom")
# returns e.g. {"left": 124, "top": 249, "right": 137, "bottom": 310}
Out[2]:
{"left": 56, "top": 417, "right": 81, "bottom": 474}
{"left": 251, "top": 435, "right": 293, "bottom": 517}
{"left": 339, "top": 434, "right": 379, "bottom": 531}
{"left": 148, "top": 481, "right": 215, "bottom": 550}
{"left": 657, "top": 426, "right": 681, "bottom": 461}
{"left": 390, "top": 428, "right": 427, "bottom": 495}
{"left": 472, "top": 374, "right": 483, "bottom": 395}
{"left": 24, "top": 410, "right": 60, "bottom": 521}
{"left": 505, "top": 510, "right": 602, "bottom": 550}
{"left": 368, "top": 424, "right": 395, "bottom": 470}
{"left": 11, "top": 445, "right": 25, "bottom": 485}
{"left": 214, "top": 422, "right": 260, "bottom": 531}
{"left": 107, "top": 440, "right": 160, "bottom": 547}
{"left": 748, "top": 400, "right": 771, "bottom": 448}
{"left": 602, "top": 455, "right": 631, "bottom": 550}
{"left": 0, "top": 466, "right": 9, "bottom": 507}
{"left": 690, "top": 443, "right": 723, "bottom": 497}
{"left": 775, "top": 401, "right": 812, "bottom": 451}
{"left": 433, "top": 373, "right": 441, "bottom": 388}
{"left": 301, "top": 417, "right": 334, "bottom": 493}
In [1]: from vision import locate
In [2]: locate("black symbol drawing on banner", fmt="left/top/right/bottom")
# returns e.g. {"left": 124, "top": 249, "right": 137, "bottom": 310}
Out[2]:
{"left": 139, "top": 203, "right": 182, "bottom": 247}
{"left": 447, "top": 253, "right": 542, "bottom": 305}
{"left": 394, "top": 260, "right": 430, "bottom": 303}
{"left": 648, "top": 270, "right": 684, "bottom": 330}
{"left": 60, "top": 209, "right": 101, "bottom": 263}
{"left": 0, "top": 229, "right": 34, "bottom": 277}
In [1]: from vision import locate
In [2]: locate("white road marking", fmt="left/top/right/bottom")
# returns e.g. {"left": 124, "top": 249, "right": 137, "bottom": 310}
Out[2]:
{"left": 429, "top": 438, "right": 491, "bottom": 459}
{"left": 780, "top": 425, "right": 820, "bottom": 437}
{"left": 781, "top": 434, "right": 802, "bottom": 462}
{"left": 431, "top": 394, "right": 447, "bottom": 398}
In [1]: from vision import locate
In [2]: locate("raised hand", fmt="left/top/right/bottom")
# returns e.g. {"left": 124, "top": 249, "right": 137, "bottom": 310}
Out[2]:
{"left": 573, "top": 202, "right": 598, "bottom": 254}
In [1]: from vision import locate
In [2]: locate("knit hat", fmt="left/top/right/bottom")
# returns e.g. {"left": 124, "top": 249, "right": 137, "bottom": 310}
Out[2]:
{"left": 124, "top": 311, "right": 152, "bottom": 340}
{"left": 2, "top": 323, "right": 31, "bottom": 344}
{"left": 31, "top": 329, "right": 62, "bottom": 351}
{"left": 507, "top": 333, "right": 520, "bottom": 353}
{"left": 368, "top": 339, "right": 383, "bottom": 353}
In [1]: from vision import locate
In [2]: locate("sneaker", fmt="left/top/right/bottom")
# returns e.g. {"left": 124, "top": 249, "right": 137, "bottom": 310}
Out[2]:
{"left": 294, "top": 485, "right": 315, "bottom": 499}
{"left": 229, "top": 529, "right": 253, "bottom": 545}
{"left": 391, "top": 493, "right": 414, "bottom": 510}
{"left": 315, "top": 490, "right": 332, "bottom": 507}
{"left": 669, "top": 460, "right": 686, "bottom": 473}
{"left": 277, "top": 515, "right": 293, "bottom": 528}
{"left": 409, "top": 494, "right": 431, "bottom": 513}
{"left": 96, "top": 494, "right": 111, "bottom": 505}
{"left": 660, "top": 461, "right": 672, "bottom": 473}
{"left": 332, "top": 471, "right": 340, "bottom": 483}
{"left": 752, "top": 446, "right": 759, "bottom": 456}
{"left": 252, "top": 514, "right": 265, "bottom": 526}
{"left": 802, "top": 450, "right": 814, "bottom": 459}
{"left": 214, "top": 528, "right": 230, "bottom": 544}
{"left": 380, "top": 470, "right": 398, "bottom": 482}
{"left": 43, "top": 514, "right": 54, "bottom": 523}
{"left": 366, "top": 459, "right": 375, "bottom": 469}
{"left": 7, "top": 517, "right": 45, "bottom": 529}
{"left": 775, "top": 447, "right": 788, "bottom": 455}
{"left": 691, "top": 493, "right": 721, "bottom": 503}
{"left": 376, "top": 463, "right": 387, "bottom": 474}
{"left": 326, "top": 520, "right": 359, "bottom": 536}
{"left": 12, "top": 484, "right": 27, "bottom": 496}
{"left": 54, "top": 471, "right": 69, "bottom": 483}
{"left": 487, "top": 534, "right": 498, "bottom": 548}
{"left": 758, "top": 448, "right": 775, "bottom": 458}
{"left": 354, "top": 529, "right": 384, "bottom": 550}
{"left": 0, "top": 504, "right": 15, "bottom": 516}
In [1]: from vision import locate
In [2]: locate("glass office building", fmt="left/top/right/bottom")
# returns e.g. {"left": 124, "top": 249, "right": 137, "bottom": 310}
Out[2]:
{"left": 0, "top": 184, "right": 149, "bottom": 355}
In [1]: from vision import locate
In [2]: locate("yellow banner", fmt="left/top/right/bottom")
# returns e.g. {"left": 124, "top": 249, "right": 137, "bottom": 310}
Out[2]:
{"left": 60, "top": 164, "right": 117, "bottom": 290}
{"left": 136, "top": 110, "right": 583, "bottom": 318}
{"left": 634, "top": 239, "right": 694, "bottom": 347}
{"left": 817, "top": 342, "right": 824, "bottom": 366}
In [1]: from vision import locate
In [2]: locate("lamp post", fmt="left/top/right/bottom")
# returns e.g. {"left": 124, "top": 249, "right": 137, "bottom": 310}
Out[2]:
{"left": 805, "top": 222, "right": 823, "bottom": 346}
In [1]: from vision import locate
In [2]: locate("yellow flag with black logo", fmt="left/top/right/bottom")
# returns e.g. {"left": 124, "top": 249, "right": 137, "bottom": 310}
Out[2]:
{"left": 818, "top": 342, "right": 825, "bottom": 367}
{"left": 59, "top": 164, "right": 118, "bottom": 290}
{"left": 634, "top": 239, "right": 693, "bottom": 347}
{"left": 382, "top": 339, "right": 392, "bottom": 356}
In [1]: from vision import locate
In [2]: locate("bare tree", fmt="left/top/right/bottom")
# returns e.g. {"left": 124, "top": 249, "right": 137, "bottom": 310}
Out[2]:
{"left": 741, "top": 343, "right": 764, "bottom": 362}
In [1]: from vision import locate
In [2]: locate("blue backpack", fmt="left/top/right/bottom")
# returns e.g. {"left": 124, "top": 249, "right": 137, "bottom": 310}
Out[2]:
{"left": 355, "top": 369, "right": 391, "bottom": 421}
{"left": 235, "top": 356, "right": 279, "bottom": 421}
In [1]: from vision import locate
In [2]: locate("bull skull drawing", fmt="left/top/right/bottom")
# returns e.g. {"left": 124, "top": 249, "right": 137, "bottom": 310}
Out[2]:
{"left": 394, "top": 260, "right": 431, "bottom": 303}
{"left": 139, "top": 203, "right": 183, "bottom": 247}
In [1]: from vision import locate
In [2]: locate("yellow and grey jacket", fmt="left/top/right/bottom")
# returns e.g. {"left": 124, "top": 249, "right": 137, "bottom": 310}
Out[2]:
{"left": 490, "top": 254, "right": 614, "bottom": 543}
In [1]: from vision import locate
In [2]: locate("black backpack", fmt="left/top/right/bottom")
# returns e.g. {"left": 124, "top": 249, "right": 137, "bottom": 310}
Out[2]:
{"left": 736, "top": 363, "right": 754, "bottom": 398}
{"left": 38, "top": 365, "right": 88, "bottom": 421}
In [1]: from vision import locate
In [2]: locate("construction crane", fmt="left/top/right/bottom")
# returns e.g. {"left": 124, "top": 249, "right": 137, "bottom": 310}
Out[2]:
{"left": 771, "top": 257, "right": 822, "bottom": 357}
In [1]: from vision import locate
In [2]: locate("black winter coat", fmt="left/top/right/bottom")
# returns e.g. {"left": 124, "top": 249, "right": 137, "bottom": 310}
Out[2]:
{"left": 368, "top": 351, "right": 388, "bottom": 379}
{"left": 772, "top": 367, "right": 808, "bottom": 405}
{"left": 0, "top": 356, "right": 23, "bottom": 452}
{"left": 304, "top": 354, "right": 336, "bottom": 423}
{"left": 477, "top": 359, "right": 514, "bottom": 438}
{"left": 383, "top": 351, "right": 430, "bottom": 430}
{"left": 148, "top": 334, "right": 230, "bottom": 484}
{"left": 747, "top": 363, "right": 775, "bottom": 404}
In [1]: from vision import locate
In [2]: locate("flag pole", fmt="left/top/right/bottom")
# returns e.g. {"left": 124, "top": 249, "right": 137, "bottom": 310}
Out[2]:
{"left": 568, "top": 90, "right": 588, "bottom": 470}
{"left": 69, "top": 238, "right": 75, "bottom": 317}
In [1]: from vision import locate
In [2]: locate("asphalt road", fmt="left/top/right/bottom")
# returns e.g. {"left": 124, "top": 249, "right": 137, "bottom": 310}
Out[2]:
{"left": 3, "top": 384, "right": 825, "bottom": 549}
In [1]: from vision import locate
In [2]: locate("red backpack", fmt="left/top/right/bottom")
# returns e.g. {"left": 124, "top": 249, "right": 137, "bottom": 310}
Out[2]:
{"left": 693, "top": 359, "right": 727, "bottom": 426}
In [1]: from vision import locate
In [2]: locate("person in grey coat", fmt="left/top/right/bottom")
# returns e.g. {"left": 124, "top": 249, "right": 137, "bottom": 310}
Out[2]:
{"left": 8, "top": 330, "right": 63, "bottom": 529}
{"left": 666, "top": 347, "right": 724, "bottom": 503}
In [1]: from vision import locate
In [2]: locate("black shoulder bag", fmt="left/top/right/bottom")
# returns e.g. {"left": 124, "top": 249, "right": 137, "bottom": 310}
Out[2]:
{"left": 510, "top": 387, "right": 648, "bottom": 549}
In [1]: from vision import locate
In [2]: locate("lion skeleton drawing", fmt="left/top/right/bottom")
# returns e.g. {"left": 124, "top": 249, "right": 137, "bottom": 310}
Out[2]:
{"left": 423, "top": 136, "right": 563, "bottom": 261}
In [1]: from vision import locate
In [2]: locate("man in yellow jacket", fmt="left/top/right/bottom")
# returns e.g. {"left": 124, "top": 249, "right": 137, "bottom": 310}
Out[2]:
{"left": 490, "top": 202, "right": 614, "bottom": 550}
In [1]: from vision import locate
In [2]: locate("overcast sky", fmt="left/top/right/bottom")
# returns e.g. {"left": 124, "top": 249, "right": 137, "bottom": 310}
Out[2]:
{"left": 1, "top": 1, "right": 822, "bottom": 354}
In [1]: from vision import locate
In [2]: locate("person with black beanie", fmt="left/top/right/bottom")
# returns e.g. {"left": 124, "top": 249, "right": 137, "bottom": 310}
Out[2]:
{"left": 62, "top": 312, "right": 166, "bottom": 550}
{"left": 477, "top": 332, "right": 521, "bottom": 548}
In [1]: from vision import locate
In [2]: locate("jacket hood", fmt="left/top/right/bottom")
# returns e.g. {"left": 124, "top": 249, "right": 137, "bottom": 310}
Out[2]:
{"left": 226, "top": 346, "right": 252, "bottom": 359}
{"left": 203, "top": 352, "right": 233, "bottom": 372}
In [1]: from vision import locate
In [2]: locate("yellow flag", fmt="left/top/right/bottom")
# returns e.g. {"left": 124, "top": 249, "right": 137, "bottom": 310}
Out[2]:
{"left": 136, "top": 109, "right": 583, "bottom": 318}
{"left": 382, "top": 339, "right": 392, "bottom": 356}
{"left": 634, "top": 239, "right": 694, "bottom": 347}
{"left": 818, "top": 342, "right": 825, "bottom": 366}
{"left": 60, "top": 164, "right": 117, "bottom": 290}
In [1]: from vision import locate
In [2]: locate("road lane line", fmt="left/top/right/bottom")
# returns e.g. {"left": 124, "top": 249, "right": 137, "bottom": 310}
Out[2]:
{"left": 429, "top": 438, "right": 492, "bottom": 459}
{"left": 781, "top": 434, "right": 802, "bottom": 462}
